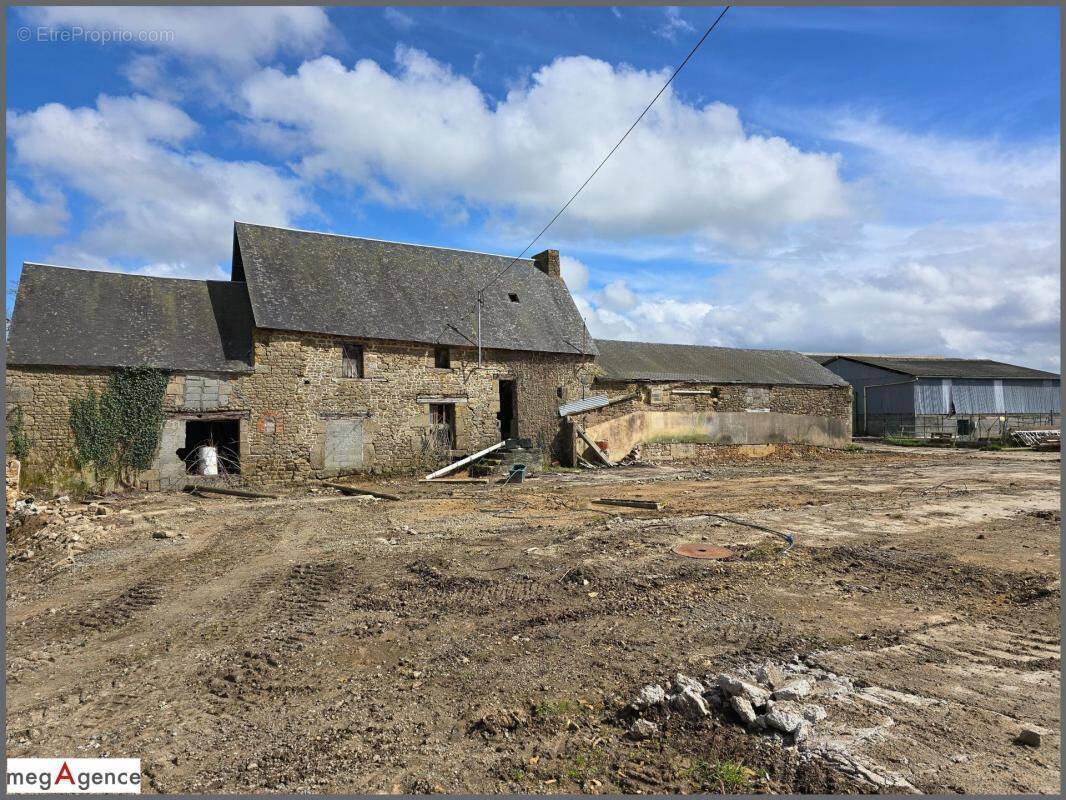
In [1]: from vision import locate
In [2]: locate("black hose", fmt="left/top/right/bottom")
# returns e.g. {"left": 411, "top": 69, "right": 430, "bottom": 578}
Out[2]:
{"left": 707, "top": 513, "right": 794, "bottom": 552}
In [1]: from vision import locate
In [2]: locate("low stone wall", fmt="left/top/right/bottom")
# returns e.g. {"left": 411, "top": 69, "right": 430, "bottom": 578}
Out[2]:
{"left": 573, "top": 381, "right": 852, "bottom": 462}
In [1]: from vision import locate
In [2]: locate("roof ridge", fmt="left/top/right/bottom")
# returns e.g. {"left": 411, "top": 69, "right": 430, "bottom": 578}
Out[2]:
{"left": 595, "top": 338, "right": 798, "bottom": 355}
{"left": 234, "top": 220, "right": 535, "bottom": 263}
{"left": 21, "top": 262, "right": 239, "bottom": 286}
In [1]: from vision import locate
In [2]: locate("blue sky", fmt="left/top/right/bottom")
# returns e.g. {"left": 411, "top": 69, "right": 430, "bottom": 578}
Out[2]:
{"left": 6, "top": 6, "right": 1061, "bottom": 368}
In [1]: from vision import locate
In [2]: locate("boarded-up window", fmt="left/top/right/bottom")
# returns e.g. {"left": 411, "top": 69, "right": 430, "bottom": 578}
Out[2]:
{"left": 342, "top": 344, "right": 364, "bottom": 378}
{"left": 324, "top": 418, "right": 364, "bottom": 470}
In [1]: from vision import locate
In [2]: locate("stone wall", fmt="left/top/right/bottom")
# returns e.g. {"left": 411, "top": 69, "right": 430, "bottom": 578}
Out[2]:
{"left": 7, "top": 332, "right": 592, "bottom": 489}
{"left": 5, "top": 366, "right": 112, "bottom": 477}
{"left": 235, "top": 330, "right": 591, "bottom": 484}
{"left": 570, "top": 379, "right": 853, "bottom": 461}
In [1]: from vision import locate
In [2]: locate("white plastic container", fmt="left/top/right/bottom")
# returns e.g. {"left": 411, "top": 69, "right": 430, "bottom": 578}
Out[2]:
{"left": 199, "top": 446, "right": 219, "bottom": 476}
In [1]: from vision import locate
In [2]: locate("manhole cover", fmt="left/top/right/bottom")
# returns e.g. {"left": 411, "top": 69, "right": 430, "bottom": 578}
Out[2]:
{"left": 674, "top": 542, "right": 733, "bottom": 560}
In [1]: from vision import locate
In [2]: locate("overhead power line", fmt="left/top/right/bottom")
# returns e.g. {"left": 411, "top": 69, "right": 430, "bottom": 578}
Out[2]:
{"left": 455, "top": 5, "right": 732, "bottom": 364}
{"left": 479, "top": 5, "right": 731, "bottom": 296}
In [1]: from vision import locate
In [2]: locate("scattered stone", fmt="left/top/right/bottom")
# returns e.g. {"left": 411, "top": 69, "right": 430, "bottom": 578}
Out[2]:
{"left": 630, "top": 684, "right": 667, "bottom": 712}
{"left": 672, "top": 673, "right": 704, "bottom": 695}
{"left": 801, "top": 704, "right": 827, "bottom": 723}
{"left": 153, "top": 530, "right": 177, "bottom": 540}
{"left": 755, "top": 663, "right": 786, "bottom": 689}
{"left": 729, "top": 695, "right": 758, "bottom": 725}
{"left": 670, "top": 687, "right": 710, "bottom": 719}
{"left": 773, "top": 678, "right": 812, "bottom": 701}
{"left": 627, "top": 719, "right": 658, "bottom": 740}
{"left": 717, "top": 674, "right": 771, "bottom": 707}
{"left": 1016, "top": 726, "right": 1046, "bottom": 747}
{"left": 762, "top": 705, "right": 805, "bottom": 734}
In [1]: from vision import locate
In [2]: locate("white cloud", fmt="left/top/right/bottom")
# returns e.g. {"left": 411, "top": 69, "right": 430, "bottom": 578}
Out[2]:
{"left": 574, "top": 219, "right": 1060, "bottom": 371}
{"left": 560, "top": 255, "right": 589, "bottom": 293}
{"left": 240, "top": 48, "right": 849, "bottom": 247}
{"left": 656, "top": 7, "right": 696, "bottom": 41}
{"left": 7, "top": 94, "right": 310, "bottom": 276}
{"left": 383, "top": 8, "right": 416, "bottom": 31}
{"left": 6, "top": 182, "right": 69, "bottom": 237}
{"left": 597, "top": 278, "right": 638, "bottom": 310}
{"left": 23, "top": 7, "right": 333, "bottom": 70}
{"left": 829, "top": 116, "right": 1060, "bottom": 209}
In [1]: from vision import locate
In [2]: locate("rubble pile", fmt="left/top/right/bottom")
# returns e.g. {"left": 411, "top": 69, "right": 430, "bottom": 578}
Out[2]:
{"left": 623, "top": 660, "right": 923, "bottom": 792}
{"left": 7, "top": 495, "right": 114, "bottom": 562}
{"left": 624, "top": 659, "right": 849, "bottom": 745}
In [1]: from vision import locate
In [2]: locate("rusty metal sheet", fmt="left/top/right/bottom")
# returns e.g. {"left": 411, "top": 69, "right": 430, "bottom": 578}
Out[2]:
{"left": 674, "top": 542, "right": 733, "bottom": 560}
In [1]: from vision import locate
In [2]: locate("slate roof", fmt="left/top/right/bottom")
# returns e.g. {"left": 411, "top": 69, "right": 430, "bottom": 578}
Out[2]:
{"left": 233, "top": 222, "right": 596, "bottom": 356}
{"left": 7, "top": 264, "right": 254, "bottom": 372}
{"left": 594, "top": 340, "right": 849, "bottom": 386}
{"left": 823, "top": 355, "right": 1059, "bottom": 380}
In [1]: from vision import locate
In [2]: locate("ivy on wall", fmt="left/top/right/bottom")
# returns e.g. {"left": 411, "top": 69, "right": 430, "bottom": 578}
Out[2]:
{"left": 6, "top": 405, "right": 32, "bottom": 461}
{"left": 69, "top": 367, "right": 169, "bottom": 483}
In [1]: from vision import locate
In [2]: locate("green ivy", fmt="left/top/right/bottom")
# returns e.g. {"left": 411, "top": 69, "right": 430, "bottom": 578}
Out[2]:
{"left": 69, "top": 367, "right": 168, "bottom": 482}
{"left": 7, "top": 405, "right": 32, "bottom": 461}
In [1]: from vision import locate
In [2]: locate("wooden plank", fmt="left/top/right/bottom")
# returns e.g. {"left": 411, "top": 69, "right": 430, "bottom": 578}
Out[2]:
{"left": 184, "top": 484, "right": 278, "bottom": 499}
{"left": 592, "top": 498, "right": 663, "bottom": 510}
{"left": 321, "top": 482, "right": 400, "bottom": 501}
{"left": 575, "top": 426, "right": 613, "bottom": 466}
{"left": 424, "top": 440, "right": 505, "bottom": 480}
{"left": 418, "top": 478, "right": 490, "bottom": 484}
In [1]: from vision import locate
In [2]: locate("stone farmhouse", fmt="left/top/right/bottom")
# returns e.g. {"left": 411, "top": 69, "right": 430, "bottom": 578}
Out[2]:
{"left": 6, "top": 222, "right": 852, "bottom": 489}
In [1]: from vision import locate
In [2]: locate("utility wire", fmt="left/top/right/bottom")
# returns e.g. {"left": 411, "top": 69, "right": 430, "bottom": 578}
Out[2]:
{"left": 478, "top": 5, "right": 731, "bottom": 296}
{"left": 435, "top": 5, "right": 731, "bottom": 358}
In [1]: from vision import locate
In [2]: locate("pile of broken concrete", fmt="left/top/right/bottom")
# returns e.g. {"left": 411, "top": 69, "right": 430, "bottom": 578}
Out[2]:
{"left": 7, "top": 495, "right": 112, "bottom": 562}
{"left": 625, "top": 658, "right": 852, "bottom": 746}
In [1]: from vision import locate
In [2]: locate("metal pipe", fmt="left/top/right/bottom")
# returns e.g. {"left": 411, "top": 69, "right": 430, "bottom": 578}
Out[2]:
{"left": 476, "top": 290, "right": 483, "bottom": 367}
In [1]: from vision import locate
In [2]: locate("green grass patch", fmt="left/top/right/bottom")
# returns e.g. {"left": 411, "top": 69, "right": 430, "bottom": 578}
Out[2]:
{"left": 881, "top": 436, "right": 927, "bottom": 447}
{"left": 532, "top": 698, "right": 584, "bottom": 719}
{"left": 645, "top": 433, "right": 717, "bottom": 444}
{"left": 690, "top": 760, "right": 756, "bottom": 793}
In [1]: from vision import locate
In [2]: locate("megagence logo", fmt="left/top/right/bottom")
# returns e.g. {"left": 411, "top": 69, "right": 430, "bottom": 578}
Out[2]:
{"left": 6, "top": 759, "right": 141, "bottom": 794}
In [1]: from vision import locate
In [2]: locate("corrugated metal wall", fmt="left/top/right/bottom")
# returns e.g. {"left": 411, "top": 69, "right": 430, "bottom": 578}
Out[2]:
{"left": 913, "top": 378, "right": 1060, "bottom": 415}
{"left": 1002, "top": 379, "right": 1061, "bottom": 413}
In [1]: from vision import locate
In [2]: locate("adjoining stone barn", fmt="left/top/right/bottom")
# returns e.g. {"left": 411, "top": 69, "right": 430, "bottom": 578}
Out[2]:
{"left": 6, "top": 222, "right": 597, "bottom": 489}
{"left": 811, "top": 354, "right": 1061, "bottom": 440}
{"left": 564, "top": 339, "right": 853, "bottom": 464}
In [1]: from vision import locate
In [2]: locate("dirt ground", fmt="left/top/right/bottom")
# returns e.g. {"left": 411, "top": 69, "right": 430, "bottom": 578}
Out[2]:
{"left": 6, "top": 445, "right": 1061, "bottom": 794}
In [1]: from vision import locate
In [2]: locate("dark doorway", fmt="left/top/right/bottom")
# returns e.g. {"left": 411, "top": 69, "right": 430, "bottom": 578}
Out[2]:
{"left": 498, "top": 380, "right": 517, "bottom": 439}
{"left": 178, "top": 418, "right": 241, "bottom": 474}
{"left": 428, "top": 403, "right": 456, "bottom": 450}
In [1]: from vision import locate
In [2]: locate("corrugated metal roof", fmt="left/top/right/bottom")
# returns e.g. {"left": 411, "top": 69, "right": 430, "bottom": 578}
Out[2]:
{"left": 824, "top": 355, "right": 1058, "bottom": 380}
{"left": 594, "top": 340, "right": 848, "bottom": 387}
{"left": 7, "top": 263, "right": 254, "bottom": 372}
{"left": 558, "top": 394, "right": 609, "bottom": 416}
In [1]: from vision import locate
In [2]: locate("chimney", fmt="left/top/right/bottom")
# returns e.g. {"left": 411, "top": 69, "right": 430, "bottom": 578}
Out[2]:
{"left": 532, "top": 249, "right": 561, "bottom": 279}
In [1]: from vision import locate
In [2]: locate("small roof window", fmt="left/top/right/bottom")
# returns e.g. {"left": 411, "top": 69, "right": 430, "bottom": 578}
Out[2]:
{"left": 508, "top": 293, "right": 520, "bottom": 303}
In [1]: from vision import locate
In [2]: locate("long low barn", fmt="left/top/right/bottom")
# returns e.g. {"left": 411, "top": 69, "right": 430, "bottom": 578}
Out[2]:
{"left": 811, "top": 354, "right": 1061, "bottom": 439}
{"left": 565, "top": 339, "right": 853, "bottom": 463}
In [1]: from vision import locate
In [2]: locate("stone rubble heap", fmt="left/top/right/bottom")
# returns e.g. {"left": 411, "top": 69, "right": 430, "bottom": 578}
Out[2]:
{"left": 625, "top": 658, "right": 849, "bottom": 745}
{"left": 7, "top": 495, "right": 112, "bottom": 562}
{"left": 624, "top": 659, "right": 922, "bottom": 792}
